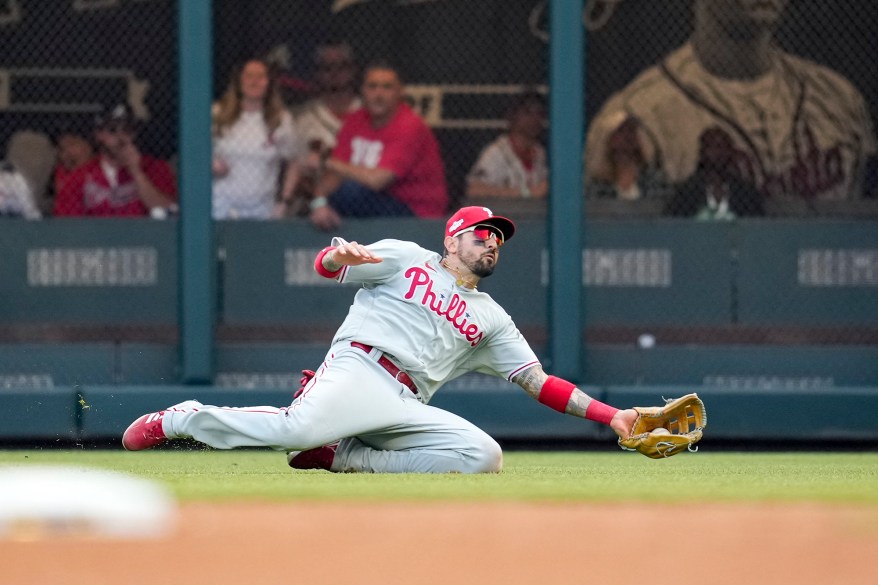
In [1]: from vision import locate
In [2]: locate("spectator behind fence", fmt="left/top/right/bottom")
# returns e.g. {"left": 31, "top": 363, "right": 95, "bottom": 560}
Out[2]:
{"left": 6, "top": 130, "right": 56, "bottom": 216}
{"left": 585, "top": 0, "right": 876, "bottom": 210}
{"left": 52, "top": 124, "right": 95, "bottom": 198}
{"left": 212, "top": 58, "right": 303, "bottom": 220}
{"left": 664, "top": 127, "right": 764, "bottom": 220}
{"left": 305, "top": 60, "right": 448, "bottom": 231}
{"left": 0, "top": 160, "right": 41, "bottom": 219}
{"left": 292, "top": 41, "right": 362, "bottom": 215}
{"left": 53, "top": 104, "right": 177, "bottom": 217}
{"left": 465, "top": 90, "right": 548, "bottom": 200}
{"left": 585, "top": 113, "right": 669, "bottom": 201}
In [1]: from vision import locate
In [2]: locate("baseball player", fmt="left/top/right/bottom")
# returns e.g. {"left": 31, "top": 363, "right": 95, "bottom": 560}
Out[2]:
{"left": 123, "top": 206, "right": 640, "bottom": 473}
{"left": 586, "top": 0, "right": 876, "bottom": 202}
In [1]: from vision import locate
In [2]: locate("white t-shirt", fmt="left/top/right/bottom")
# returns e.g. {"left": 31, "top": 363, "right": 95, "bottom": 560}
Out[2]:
{"left": 467, "top": 134, "right": 548, "bottom": 197}
{"left": 331, "top": 239, "right": 540, "bottom": 403}
{"left": 212, "top": 109, "right": 302, "bottom": 219}
{"left": 0, "top": 164, "right": 40, "bottom": 219}
{"left": 294, "top": 97, "right": 361, "bottom": 155}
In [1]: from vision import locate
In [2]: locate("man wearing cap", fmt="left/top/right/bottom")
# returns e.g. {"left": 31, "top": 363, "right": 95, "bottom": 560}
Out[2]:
{"left": 53, "top": 104, "right": 177, "bottom": 217}
{"left": 122, "top": 206, "right": 638, "bottom": 472}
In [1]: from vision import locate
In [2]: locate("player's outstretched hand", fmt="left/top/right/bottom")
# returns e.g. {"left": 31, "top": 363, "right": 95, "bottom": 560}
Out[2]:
{"left": 332, "top": 241, "right": 383, "bottom": 266}
{"left": 609, "top": 408, "right": 638, "bottom": 441}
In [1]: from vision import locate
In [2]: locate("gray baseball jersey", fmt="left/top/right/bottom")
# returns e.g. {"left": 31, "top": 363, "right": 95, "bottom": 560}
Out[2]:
{"left": 332, "top": 238, "right": 540, "bottom": 403}
{"left": 586, "top": 42, "right": 876, "bottom": 200}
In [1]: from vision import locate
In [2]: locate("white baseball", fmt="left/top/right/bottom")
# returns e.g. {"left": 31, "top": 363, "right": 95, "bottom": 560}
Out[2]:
{"left": 651, "top": 428, "right": 671, "bottom": 436}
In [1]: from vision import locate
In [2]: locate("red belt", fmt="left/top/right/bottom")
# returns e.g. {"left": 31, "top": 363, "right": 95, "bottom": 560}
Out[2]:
{"left": 351, "top": 342, "right": 419, "bottom": 395}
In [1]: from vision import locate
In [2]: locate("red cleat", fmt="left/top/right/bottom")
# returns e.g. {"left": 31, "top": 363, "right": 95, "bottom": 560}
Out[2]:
{"left": 122, "top": 400, "right": 202, "bottom": 451}
{"left": 287, "top": 443, "right": 339, "bottom": 471}
{"left": 122, "top": 411, "right": 167, "bottom": 451}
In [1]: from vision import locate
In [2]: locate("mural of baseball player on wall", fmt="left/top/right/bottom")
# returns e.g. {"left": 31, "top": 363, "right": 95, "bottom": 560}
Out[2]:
{"left": 585, "top": 0, "right": 877, "bottom": 214}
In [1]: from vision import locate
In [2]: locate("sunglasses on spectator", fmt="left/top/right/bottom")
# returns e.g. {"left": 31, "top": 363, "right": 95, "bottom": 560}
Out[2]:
{"left": 456, "top": 224, "right": 504, "bottom": 247}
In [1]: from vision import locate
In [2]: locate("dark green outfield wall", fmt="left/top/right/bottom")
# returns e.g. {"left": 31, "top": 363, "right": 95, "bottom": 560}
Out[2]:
{"left": 2, "top": 381, "right": 877, "bottom": 442}
{"left": 3, "top": 218, "right": 876, "bottom": 327}
{"left": 1, "top": 218, "right": 875, "bottom": 441}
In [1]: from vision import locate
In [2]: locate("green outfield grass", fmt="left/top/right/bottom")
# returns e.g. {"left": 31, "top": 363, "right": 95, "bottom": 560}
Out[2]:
{"left": 1, "top": 449, "right": 876, "bottom": 504}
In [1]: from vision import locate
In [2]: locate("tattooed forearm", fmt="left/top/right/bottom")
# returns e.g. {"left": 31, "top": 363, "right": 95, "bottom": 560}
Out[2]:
{"left": 322, "top": 250, "right": 342, "bottom": 272}
{"left": 512, "top": 365, "right": 547, "bottom": 400}
{"left": 512, "top": 365, "right": 595, "bottom": 416}
{"left": 566, "top": 390, "right": 593, "bottom": 418}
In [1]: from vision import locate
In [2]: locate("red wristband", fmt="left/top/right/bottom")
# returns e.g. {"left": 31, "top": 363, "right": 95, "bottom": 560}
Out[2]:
{"left": 538, "top": 375, "right": 576, "bottom": 413}
{"left": 585, "top": 399, "right": 619, "bottom": 425}
{"left": 314, "top": 246, "right": 342, "bottom": 278}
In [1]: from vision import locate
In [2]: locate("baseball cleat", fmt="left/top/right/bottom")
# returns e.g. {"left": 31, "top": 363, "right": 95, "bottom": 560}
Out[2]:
{"left": 122, "top": 411, "right": 167, "bottom": 451}
{"left": 122, "top": 400, "right": 202, "bottom": 451}
{"left": 287, "top": 442, "right": 339, "bottom": 471}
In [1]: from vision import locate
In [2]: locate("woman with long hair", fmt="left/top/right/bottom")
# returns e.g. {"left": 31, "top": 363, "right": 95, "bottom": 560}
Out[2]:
{"left": 212, "top": 58, "right": 302, "bottom": 219}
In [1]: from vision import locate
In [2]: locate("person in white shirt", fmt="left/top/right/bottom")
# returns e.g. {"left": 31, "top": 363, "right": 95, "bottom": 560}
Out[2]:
{"left": 0, "top": 161, "right": 41, "bottom": 219}
{"left": 212, "top": 58, "right": 303, "bottom": 220}
{"left": 295, "top": 42, "right": 362, "bottom": 160}
{"left": 466, "top": 91, "right": 548, "bottom": 200}
{"left": 291, "top": 42, "right": 362, "bottom": 215}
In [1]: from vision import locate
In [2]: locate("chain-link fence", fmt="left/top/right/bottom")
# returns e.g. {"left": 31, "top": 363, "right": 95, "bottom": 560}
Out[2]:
{"left": 0, "top": 0, "right": 876, "bottom": 399}
{"left": 578, "top": 0, "right": 878, "bottom": 383}
{"left": 4, "top": 1, "right": 875, "bottom": 220}
{"left": 211, "top": 0, "right": 549, "bottom": 220}
{"left": 0, "top": 0, "right": 178, "bottom": 218}
{"left": 584, "top": 0, "right": 878, "bottom": 218}
{"left": 0, "top": 1, "right": 180, "bottom": 393}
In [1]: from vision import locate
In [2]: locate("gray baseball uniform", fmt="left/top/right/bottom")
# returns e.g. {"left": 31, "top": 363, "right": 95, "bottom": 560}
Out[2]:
{"left": 586, "top": 42, "right": 876, "bottom": 200}
{"left": 161, "top": 238, "right": 539, "bottom": 473}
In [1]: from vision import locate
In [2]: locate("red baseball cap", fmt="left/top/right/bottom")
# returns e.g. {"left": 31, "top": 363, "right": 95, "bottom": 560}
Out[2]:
{"left": 445, "top": 206, "right": 516, "bottom": 244}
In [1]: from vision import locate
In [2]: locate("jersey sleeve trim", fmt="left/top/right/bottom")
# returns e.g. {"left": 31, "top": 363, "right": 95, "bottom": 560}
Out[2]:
{"left": 506, "top": 360, "right": 540, "bottom": 382}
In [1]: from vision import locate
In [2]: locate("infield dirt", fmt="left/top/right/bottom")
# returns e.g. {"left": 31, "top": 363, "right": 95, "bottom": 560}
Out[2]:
{"left": 3, "top": 502, "right": 877, "bottom": 584}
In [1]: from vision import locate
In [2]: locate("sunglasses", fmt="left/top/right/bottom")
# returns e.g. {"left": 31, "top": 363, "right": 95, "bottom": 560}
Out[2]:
{"left": 456, "top": 224, "right": 504, "bottom": 247}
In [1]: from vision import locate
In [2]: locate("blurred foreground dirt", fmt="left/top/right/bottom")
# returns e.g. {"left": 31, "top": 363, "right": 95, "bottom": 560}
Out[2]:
{"left": 3, "top": 502, "right": 877, "bottom": 585}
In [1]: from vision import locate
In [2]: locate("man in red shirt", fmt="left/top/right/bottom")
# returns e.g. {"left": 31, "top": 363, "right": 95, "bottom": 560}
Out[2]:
{"left": 308, "top": 60, "right": 448, "bottom": 230}
{"left": 53, "top": 104, "right": 177, "bottom": 217}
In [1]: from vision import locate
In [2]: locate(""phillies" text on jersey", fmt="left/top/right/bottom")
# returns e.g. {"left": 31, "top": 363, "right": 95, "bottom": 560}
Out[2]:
{"left": 404, "top": 266, "right": 484, "bottom": 347}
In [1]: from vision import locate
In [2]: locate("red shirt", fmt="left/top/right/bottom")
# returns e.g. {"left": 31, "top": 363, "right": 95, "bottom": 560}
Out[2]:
{"left": 332, "top": 103, "right": 448, "bottom": 217}
{"left": 53, "top": 155, "right": 177, "bottom": 217}
{"left": 54, "top": 163, "right": 82, "bottom": 197}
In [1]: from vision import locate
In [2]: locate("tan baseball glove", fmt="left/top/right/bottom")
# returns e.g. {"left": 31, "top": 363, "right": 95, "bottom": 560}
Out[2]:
{"left": 618, "top": 393, "right": 707, "bottom": 459}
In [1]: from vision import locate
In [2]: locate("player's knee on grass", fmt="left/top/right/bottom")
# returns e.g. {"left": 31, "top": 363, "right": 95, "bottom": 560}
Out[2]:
{"left": 469, "top": 436, "right": 503, "bottom": 473}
